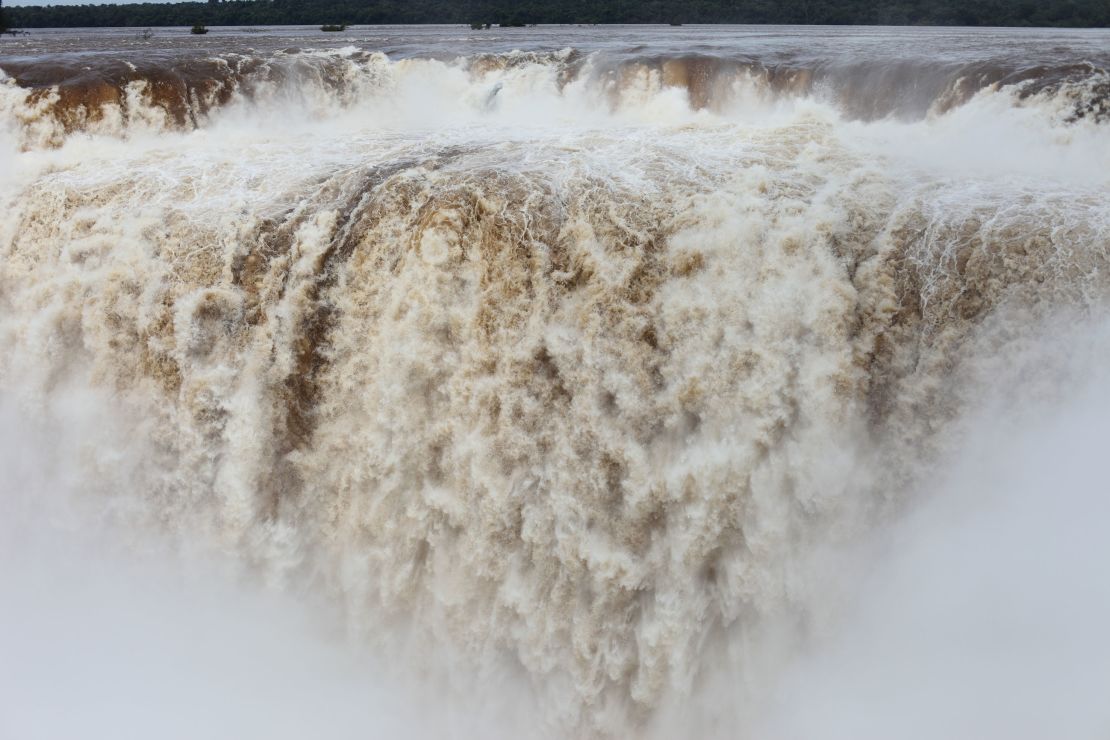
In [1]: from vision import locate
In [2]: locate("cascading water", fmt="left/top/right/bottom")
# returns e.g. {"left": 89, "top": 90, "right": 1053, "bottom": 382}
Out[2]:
{"left": 1, "top": 25, "right": 1108, "bottom": 739}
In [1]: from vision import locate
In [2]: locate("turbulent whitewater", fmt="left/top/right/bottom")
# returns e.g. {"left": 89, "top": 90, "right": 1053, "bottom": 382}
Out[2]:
{"left": 1, "top": 25, "right": 1109, "bottom": 738}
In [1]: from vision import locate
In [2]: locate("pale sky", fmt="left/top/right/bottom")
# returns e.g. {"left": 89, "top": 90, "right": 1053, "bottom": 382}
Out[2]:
{"left": 8, "top": 0, "right": 182, "bottom": 5}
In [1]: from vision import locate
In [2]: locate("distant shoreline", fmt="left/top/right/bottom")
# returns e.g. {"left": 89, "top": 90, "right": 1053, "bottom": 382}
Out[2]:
{"left": 4, "top": 0, "right": 1109, "bottom": 31}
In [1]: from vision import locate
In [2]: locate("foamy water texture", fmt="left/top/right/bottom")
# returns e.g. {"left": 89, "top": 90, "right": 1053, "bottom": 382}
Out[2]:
{"left": 1, "top": 25, "right": 1109, "bottom": 739}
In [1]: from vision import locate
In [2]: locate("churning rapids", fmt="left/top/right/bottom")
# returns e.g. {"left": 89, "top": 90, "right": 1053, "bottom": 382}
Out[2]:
{"left": 2, "top": 25, "right": 1110, "bottom": 739}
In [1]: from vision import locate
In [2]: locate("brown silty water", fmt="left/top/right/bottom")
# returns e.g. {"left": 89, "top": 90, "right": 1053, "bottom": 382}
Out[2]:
{"left": 1, "top": 24, "right": 1109, "bottom": 737}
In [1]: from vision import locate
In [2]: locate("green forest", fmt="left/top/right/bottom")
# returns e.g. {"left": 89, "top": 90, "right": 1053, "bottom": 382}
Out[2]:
{"left": 4, "top": 0, "right": 1109, "bottom": 29}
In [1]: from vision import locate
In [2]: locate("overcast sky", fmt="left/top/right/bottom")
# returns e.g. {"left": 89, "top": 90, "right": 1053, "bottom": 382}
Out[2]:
{"left": 7, "top": 0, "right": 181, "bottom": 6}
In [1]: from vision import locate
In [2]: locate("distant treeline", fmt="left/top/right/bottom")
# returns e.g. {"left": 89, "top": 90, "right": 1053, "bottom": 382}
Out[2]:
{"left": 5, "top": 0, "right": 1109, "bottom": 29}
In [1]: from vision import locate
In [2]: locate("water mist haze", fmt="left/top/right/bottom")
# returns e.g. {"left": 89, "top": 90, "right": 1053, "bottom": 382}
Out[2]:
{"left": 1, "top": 25, "right": 1108, "bottom": 739}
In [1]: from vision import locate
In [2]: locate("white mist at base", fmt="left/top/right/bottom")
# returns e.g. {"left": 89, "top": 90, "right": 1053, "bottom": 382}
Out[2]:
{"left": 753, "top": 320, "right": 1110, "bottom": 740}
{"left": 5, "top": 321, "right": 1110, "bottom": 739}
{"left": 0, "top": 393, "right": 540, "bottom": 740}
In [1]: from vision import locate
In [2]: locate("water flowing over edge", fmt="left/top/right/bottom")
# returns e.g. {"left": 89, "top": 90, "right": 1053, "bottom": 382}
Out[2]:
{"left": 1, "top": 46, "right": 1107, "bottom": 149}
{"left": 1, "top": 33, "right": 1110, "bottom": 738}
